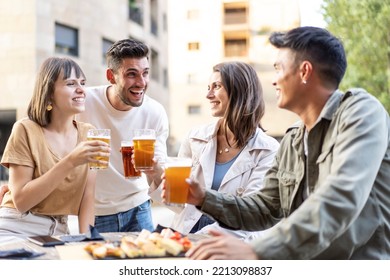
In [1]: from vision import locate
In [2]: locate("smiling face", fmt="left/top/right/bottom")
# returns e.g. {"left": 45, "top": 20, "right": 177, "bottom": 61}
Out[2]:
{"left": 206, "top": 71, "right": 229, "bottom": 117}
{"left": 109, "top": 57, "right": 150, "bottom": 108}
{"left": 272, "top": 48, "right": 305, "bottom": 113}
{"left": 52, "top": 68, "right": 86, "bottom": 116}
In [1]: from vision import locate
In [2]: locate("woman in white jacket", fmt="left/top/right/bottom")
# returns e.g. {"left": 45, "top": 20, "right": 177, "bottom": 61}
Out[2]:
{"left": 169, "top": 61, "right": 280, "bottom": 241}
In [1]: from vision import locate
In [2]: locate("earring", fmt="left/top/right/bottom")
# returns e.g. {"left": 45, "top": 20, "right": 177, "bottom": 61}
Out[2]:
{"left": 302, "top": 80, "right": 307, "bottom": 84}
{"left": 46, "top": 104, "right": 53, "bottom": 111}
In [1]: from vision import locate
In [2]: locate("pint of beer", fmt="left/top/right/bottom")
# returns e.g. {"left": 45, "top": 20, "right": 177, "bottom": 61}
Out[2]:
{"left": 133, "top": 129, "right": 156, "bottom": 171}
{"left": 87, "top": 129, "right": 111, "bottom": 169}
{"left": 164, "top": 157, "right": 192, "bottom": 207}
{"left": 121, "top": 140, "right": 141, "bottom": 178}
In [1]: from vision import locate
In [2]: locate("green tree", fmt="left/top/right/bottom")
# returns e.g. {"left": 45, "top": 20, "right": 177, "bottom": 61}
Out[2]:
{"left": 322, "top": 0, "right": 390, "bottom": 112}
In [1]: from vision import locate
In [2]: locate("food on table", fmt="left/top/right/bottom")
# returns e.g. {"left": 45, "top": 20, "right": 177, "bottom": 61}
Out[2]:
{"left": 120, "top": 236, "right": 144, "bottom": 258}
{"left": 83, "top": 229, "right": 192, "bottom": 259}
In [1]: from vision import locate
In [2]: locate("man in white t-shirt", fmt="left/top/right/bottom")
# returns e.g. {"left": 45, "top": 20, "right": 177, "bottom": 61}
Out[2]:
{"left": 77, "top": 39, "right": 169, "bottom": 233}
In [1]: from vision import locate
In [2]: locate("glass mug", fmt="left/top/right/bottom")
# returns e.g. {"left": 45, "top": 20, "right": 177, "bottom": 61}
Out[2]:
{"left": 164, "top": 157, "right": 192, "bottom": 207}
{"left": 121, "top": 140, "right": 141, "bottom": 179}
{"left": 87, "top": 129, "right": 111, "bottom": 170}
{"left": 132, "top": 129, "right": 156, "bottom": 171}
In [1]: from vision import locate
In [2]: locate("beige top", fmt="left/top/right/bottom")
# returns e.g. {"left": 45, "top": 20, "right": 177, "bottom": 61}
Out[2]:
{"left": 1, "top": 118, "right": 94, "bottom": 215}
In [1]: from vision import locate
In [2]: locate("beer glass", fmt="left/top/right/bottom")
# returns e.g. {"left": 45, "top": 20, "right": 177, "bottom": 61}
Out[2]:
{"left": 164, "top": 157, "right": 192, "bottom": 207}
{"left": 121, "top": 140, "right": 141, "bottom": 178}
{"left": 132, "top": 129, "right": 156, "bottom": 171}
{"left": 87, "top": 129, "right": 110, "bottom": 169}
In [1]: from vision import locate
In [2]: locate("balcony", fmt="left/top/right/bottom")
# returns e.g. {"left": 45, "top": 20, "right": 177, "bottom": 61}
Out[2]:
{"left": 224, "top": 9, "right": 247, "bottom": 24}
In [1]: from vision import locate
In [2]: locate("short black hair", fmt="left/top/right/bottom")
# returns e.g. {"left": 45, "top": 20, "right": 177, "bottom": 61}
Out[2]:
{"left": 269, "top": 26, "right": 347, "bottom": 88}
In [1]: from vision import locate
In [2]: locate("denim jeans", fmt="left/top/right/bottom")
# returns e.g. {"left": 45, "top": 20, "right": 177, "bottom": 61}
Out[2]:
{"left": 190, "top": 214, "right": 215, "bottom": 233}
{"left": 94, "top": 200, "right": 154, "bottom": 233}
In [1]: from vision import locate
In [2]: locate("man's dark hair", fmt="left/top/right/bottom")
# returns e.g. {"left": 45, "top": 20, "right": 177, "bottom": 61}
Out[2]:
{"left": 269, "top": 26, "right": 347, "bottom": 88}
{"left": 106, "top": 38, "right": 149, "bottom": 72}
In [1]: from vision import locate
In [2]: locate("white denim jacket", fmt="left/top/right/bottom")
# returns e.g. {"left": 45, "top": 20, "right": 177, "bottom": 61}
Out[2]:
{"left": 170, "top": 119, "right": 280, "bottom": 241}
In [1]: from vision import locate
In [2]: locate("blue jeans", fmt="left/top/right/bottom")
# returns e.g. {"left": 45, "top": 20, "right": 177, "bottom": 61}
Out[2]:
{"left": 190, "top": 214, "right": 215, "bottom": 233}
{"left": 94, "top": 200, "right": 154, "bottom": 233}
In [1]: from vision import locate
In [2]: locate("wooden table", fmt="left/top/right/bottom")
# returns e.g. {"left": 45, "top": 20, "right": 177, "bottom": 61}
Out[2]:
{"left": 0, "top": 232, "right": 207, "bottom": 260}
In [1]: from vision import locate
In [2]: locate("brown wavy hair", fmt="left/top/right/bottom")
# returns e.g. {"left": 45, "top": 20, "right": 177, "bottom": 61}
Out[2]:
{"left": 213, "top": 61, "right": 265, "bottom": 148}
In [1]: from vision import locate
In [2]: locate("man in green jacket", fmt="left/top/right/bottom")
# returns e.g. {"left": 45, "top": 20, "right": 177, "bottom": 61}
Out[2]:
{"left": 172, "top": 26, "right": 390, "bottom": 259}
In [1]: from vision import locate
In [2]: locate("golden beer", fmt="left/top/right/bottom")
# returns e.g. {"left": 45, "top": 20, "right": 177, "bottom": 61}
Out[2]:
{"left": 87, "top": 129, "right": 110, "bottom": 170}
{"left": 132, "top": 129, "right": 156, "bottom": 171}
{"left": 164, "top": 157, "right": 192, "bottom": 207}
{"left": 121, "top": 141, "right": 141, "bottom": 178}
{"left": 133, "top": 138, "right": 155, "bottom": 171}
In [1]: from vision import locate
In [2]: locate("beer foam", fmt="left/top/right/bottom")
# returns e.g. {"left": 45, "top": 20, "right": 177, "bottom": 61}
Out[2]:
{"left": 164, "top": 158, "right": 192, "bottom": 168}
{"left": 121, "top": 140, "right": 134, "bottom": 146}
{"left": 133, "top": 135, "right": 156, "bottom": 140}
{"left": 88, "top": 135, "right": 111, "bottom": 140}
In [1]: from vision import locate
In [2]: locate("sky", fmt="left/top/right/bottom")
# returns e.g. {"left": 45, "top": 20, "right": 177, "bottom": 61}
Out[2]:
{"left": 299, "top": 0, "right": 326, "bottom": 27}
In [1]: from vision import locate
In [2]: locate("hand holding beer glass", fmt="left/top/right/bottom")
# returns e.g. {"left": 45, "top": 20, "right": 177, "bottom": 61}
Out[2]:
{"left": 121, "top": 140, "right": 141, "bottom": 178}
{"left": 87, "top": 129, "right": 111, "bottom": 169}
{"left": 164, "top": 157, "right": 192, "bottom": 207}
{"left": 132, "top": 129, "right": 156, "bottom": 171}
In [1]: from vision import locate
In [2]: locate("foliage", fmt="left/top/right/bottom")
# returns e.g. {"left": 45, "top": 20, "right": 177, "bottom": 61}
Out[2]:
{"left": 322, "top": 0, "right": 390, "bottom": 112}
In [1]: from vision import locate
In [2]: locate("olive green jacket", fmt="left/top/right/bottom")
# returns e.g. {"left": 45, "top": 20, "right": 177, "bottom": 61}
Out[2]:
{"left": 201, "top": 89, "right": 390, "bottom": 259}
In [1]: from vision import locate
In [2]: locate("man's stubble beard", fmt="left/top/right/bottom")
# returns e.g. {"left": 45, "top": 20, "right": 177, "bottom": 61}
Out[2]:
{"left": 117, "top": 90, "right": 144, "bottom": 108}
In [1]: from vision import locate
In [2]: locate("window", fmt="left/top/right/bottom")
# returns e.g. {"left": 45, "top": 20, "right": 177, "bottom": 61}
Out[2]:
{"left": 163, "top": 13, "right": 167, "bottom": 32}
{"left": 187, "top": 9, "right": 199, "bottom": 20}
{"left": 129, "top": 0, "right": 143, "bottom": 26}
{"left": 163, "top": 68, "right": 168, "bottom": 88}
{"left": 0, "top": 109, "right": 16, "bottom": 182}
{"left": 188, "top": 105, "right": 201, "bottom": 115}
{"left": 55, "top": 23, "right": 79, "bottom": 56}
{"left": 224, "top": 7, "right": 247, "bottom": 24}
{"left": 188, "top": 42, "right": 200, "bottom": 51}
{"left": 150, "top": 0, "right": 158, "bottom": 36}
{"left": 102, "top": 38, "right": 114, "bottom": 64}
{"left": 187, "top": 73, "right": 200, "bottom": 84}
{"left": 187, "top": 74, "right": 194, "bottom": 84}
{"left": 224, "top": 38, "right": 247, "bottom": 57}
{"left": 151, "top": 49, "right": 159, "bottom": 81}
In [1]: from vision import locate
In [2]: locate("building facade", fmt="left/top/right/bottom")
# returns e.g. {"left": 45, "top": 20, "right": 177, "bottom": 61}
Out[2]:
{"left": 167, "top": 0, "right": 300, "bottom": 153}
{"left": 0, "top": 0, "right": 169, "bottom": 181}
{"left": 0, "top": 0, "right": 301, "bottom": 181}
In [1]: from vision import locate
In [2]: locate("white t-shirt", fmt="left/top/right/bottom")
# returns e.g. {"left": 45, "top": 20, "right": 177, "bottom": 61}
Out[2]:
{"left": 77, "top": 85, "right": 169, "bottom": 216}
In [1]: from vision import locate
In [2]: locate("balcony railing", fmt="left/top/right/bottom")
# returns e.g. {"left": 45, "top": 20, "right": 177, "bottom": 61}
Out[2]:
{"left": 224, "top": 13, "right": 247, "bottom": 24}
{"left": 224, "top": 40, "right": 248, "bottom": 57}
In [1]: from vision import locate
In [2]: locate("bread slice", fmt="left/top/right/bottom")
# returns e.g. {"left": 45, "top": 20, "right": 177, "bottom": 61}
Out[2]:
{"left": 159, "top": 238, "right": 184, "bottom": 256}
{"left": 120, "top": 236, "right": 144, "bottom": 258}
{"left": 141, "top": 240, "right": 166, "bottom": 257}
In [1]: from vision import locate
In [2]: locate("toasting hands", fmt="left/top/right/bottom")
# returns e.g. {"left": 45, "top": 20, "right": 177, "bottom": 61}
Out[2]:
{"left": 160, "top": 176, "right": 206, "bottom": 207}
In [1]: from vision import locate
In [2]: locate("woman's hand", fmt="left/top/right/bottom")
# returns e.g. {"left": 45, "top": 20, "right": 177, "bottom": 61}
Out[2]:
{"left": 67, "top": 140, "right": 111, "bottom": 167}
{"left": 0, "top": 184, "right": 9, "bottom": 203}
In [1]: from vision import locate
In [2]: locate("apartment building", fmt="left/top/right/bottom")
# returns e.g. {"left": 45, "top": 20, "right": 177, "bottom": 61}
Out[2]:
{"left": 0, "top": 0, "right": 301, "bottom": 181}
{"left": 167, "top": 0, "right": 300, "bottom": 153}
{"left": 0, "top": 0, "right": 169, "bottom": 181}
